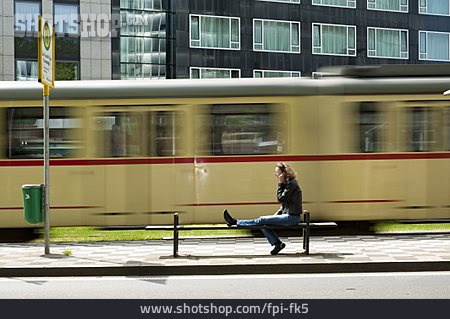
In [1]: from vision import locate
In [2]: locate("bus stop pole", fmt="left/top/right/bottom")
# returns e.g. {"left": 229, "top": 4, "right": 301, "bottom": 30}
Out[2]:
{"left": 43, "top": 84, "right": 50, "bottom": 255}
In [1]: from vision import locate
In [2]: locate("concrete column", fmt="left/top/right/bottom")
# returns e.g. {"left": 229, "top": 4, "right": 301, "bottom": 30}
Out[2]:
{"left": 1, "top": 0, "right": 15, "bottom": 80}
{"left": 80, "top": 0, "right": 112, "bottom": 80}
{"left": 0, "top": 3, "right": 3, "bottom": 81}
{"left": 42, "top": 0, "right": 53, "bottom": 16}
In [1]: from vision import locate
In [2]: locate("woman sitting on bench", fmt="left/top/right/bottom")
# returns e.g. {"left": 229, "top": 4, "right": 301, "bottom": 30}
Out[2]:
{"left": 224, "top": 162, "right": 303, "bottom": 255}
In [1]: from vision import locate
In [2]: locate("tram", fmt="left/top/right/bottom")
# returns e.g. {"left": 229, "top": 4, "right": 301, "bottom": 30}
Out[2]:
{"left": 0, "top": 65, "right": 449, "bottom": 229}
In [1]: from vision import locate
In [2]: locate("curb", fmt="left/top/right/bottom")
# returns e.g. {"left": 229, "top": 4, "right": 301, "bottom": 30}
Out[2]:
{"left": 1, "top": 261, "right": 449, "bottom": 277}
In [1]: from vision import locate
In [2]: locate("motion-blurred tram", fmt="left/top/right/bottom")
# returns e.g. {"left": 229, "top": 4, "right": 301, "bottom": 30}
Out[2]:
{"left": 0, "top": 65, "right": 449, "bottom": 230}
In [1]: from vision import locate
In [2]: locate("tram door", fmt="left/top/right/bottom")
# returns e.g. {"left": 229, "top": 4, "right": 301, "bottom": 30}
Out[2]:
{"left": 93, "top": 107, "right": 192, "bottom": 226}
{"left": 402, "top": 105, "right": 449, "bottom": 220}
{"left": 93, "top": 110, "right": 150, "bottom": 226}
{"left": 146, "top": 108, "right": 194, "bottom": 225}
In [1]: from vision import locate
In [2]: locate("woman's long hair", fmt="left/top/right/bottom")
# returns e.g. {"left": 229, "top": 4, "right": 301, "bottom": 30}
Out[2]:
{"left": 277, "top": 162, "right": 296, "bottom": 180}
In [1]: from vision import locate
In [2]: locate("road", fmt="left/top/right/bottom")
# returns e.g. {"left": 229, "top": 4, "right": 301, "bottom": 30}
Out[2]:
{"left": 0, "top": 272, "right": 449, "bottom": 299}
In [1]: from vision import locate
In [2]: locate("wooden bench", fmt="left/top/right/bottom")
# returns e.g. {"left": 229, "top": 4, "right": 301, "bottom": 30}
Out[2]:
{"left": 145, "top": 210, "right": 337, "bottom": 257}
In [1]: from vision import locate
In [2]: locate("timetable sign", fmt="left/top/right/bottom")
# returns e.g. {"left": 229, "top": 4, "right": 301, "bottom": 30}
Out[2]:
{"left": 38, "top": 16, "right": 54, "bottom": 88}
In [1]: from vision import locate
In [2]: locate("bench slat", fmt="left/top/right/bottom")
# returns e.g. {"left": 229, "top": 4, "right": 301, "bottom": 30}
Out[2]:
{"left": 145, "top": 222, "right": 337, "bottom": 231}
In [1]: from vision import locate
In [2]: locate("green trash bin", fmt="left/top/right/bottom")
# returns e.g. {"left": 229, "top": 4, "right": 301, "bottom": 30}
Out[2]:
{"left": 22, "top": 184, "right": 44, "bottom": 225}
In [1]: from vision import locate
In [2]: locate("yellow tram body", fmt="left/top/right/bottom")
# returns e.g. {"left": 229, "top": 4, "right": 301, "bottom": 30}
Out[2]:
{"left": 0, "top": 74, "right": 449, "bottom": 228}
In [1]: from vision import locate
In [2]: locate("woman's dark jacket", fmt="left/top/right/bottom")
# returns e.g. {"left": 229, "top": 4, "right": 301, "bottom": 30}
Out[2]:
{"left": 276, "top": 178, "right": 302, "bottom": 216}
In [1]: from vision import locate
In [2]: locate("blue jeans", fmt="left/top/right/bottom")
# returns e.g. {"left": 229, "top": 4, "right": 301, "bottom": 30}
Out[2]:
{"left": 237, "top": 214, "right": 301, "bottom": 246}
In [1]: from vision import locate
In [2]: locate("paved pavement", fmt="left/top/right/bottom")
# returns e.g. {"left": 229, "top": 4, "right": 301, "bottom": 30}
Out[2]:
{"left": 0, "top": 233, "right": 449, "bottom": 277}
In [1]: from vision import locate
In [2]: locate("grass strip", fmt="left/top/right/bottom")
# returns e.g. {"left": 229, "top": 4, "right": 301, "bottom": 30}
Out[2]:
{"left": 33, "top": 227, "right": 252, "bottom": 242}
{"left": 374, "top": 222, "right": 450, "bottom": 233}
{"left": 32, "top": 222, "right": 450, "bottom": 242}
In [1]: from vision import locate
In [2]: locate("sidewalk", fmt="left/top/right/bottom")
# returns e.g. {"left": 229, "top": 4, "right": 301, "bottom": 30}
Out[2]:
{"left": 0, "top": 233, "right": 449, "bottom": 277}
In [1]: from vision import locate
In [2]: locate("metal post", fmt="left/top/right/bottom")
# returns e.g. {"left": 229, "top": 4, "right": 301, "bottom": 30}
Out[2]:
{"left": 43, "top": 85, "right": 50, "bottom": 255}
{"left": 173, "top": 213, "right": 179, "bottom": 258}
{"left": 302, "top": 210, "right": 307, "bottom": 250}
{"left": 305, "top": 211, "right": 310, "bottom": 255}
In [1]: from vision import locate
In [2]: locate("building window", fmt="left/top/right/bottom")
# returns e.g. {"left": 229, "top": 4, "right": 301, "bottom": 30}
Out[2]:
{"left": 419, "top": 0, "right": 450, "bottom": 15}
{"left": 120, "top": 11, "right": 166, "bottom": 37}
{"left": 406, "top": 108, "right": 439, "bottom": 152}
{"left": 120, "top": 0, "right": 163, "bottom": 10}
{"left": 54, "top": 2, "right": 80, "bottom": 81}
{"left": 419, "top": 31, "right": 450, "bottom": 62}
{"left": 55, "top": 36, "right": 80, "bottom": 61}
{"left": 14, "top": 1, "right": 40, "bottom": 33}
{"left": 56, "top": 61, "right": 79, "bottom": 80}
{"left": 358, "top": 103, "right": 384, "bottom": 153}
{"left": 15, "top": 60, "right": 38, "bottom": 81}
{"left": 312, "top": 23, "right": 356, "bottom": 56}
{"left": 367, "top": 27, "right": 408, "bottom": 59}
{"left": 120, "top": 63, "right": 166, "bottom": 79}
{"left": 120, "top": 1, "right": 167, "bottom": 79}
{"left": 367, "top": 0, "right": 408, "bottom": 13}
{"left": 312, "top": 0, "right": 356, "bottom": 8}
{"left": 253, "top": 19, "right": 300, "bottom": 53}
{"left": 190, "top": 67, "right": 240, "bottom": 79}
{"left": 120, "top": 38, "right": 166, "bottom": 65}
{"left": 210, "top": 104, "right": 285, "bottom": 155}
{"left": 190, "top": 15, "right": 240, "bottom": 50}
{"left": 254, "top": 70, "right": 300, "bottom": 78}
{"left": 257, "top": 0, "right": 300, "bottom": 3}
{"left": 54, "top": 3, "right": 79, "bottom": 35}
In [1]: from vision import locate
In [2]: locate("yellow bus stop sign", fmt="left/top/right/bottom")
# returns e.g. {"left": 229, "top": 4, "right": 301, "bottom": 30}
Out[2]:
{"left": 38, "top": 16, "right": 55, "bottom": 88}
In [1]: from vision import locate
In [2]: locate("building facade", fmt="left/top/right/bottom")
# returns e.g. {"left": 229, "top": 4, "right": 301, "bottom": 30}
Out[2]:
{"left": 1, "top": 0, "right": 450, "bottom": 81}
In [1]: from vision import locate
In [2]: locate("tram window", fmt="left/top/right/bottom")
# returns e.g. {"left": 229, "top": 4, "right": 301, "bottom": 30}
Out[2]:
{"left": 407, "top": 108, "right": 440, "bottom": 152}
{"left": 94, "top": 113, "right": 144, "bottom": 157}
{"left": 148, "top": 111, "right": 184, "bottom": 157}
{"left": 210, "top": 104, "right": 284, "bottom": 155}
{"left": 358, "top": 103, "right": 384, "bottom": 153}
{"left": 7, "top": 107, "right": 83, "bottom": 159}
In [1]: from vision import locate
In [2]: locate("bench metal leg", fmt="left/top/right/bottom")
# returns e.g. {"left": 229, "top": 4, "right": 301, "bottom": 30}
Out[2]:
{"left": 302, "top": 212, "right": 307, "bottom": 250}
{"left": 303, "top": 211, "right": 310, "bottom": 255}
{"left": 302, "top": 228, "right": 306, "bottom": 250}
{"left": 305, "top": 212, "right": 311, "bottom": 255}
{"left": 173, "top": 213, "right": 179, "bottom": 258}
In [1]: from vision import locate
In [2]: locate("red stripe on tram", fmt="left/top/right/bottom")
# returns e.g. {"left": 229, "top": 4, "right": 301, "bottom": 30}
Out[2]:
{"left": 0, "top": 152, "right": 448, "bottom": 167}
{"left": 182, "top": 202, "right": 280, "bottom": 207}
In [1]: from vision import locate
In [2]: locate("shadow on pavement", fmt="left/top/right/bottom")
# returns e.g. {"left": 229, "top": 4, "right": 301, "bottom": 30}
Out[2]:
{"left": 159, "top": 252, "right": 348, "bottom": 260}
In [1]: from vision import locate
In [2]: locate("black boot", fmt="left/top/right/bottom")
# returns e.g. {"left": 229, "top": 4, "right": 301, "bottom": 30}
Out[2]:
{"left": 223, "top": 209, "right": 237, "bottom": 226}
{"left": 270, "top": 241, "right": 286, "bottom": 255}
